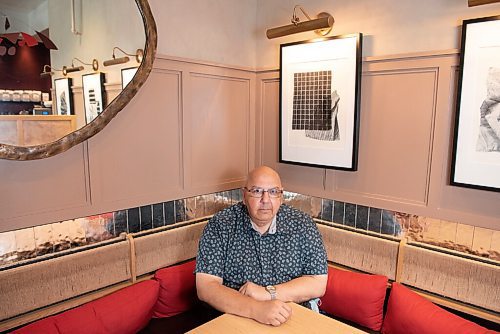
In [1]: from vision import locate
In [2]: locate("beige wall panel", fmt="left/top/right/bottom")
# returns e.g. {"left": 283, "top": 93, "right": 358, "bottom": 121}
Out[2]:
{"left": 318, "top": 224, "right": 399, "bottom": 280}
{"left": 0, "top": 145, "right": 89, "bottom": 232}
{"left": 88, "top": 68, "right": 183, "bottom": 209}
{"left": 0, "top": 241, "right": 130, "bottom": 320}
{"left": 401, "top": 245, "right": 500, "bottom": 312}
{"left": 256, "top": 76, "right": 279, "bottom": 167}
{"left": 335, "top": 69, "right": 437, "bottom": 205}
{"left": 186, "top": 72, "right": 250, "bottom": 191}
{"left": 135, "top": 221, "right": 207, "bottom": 276}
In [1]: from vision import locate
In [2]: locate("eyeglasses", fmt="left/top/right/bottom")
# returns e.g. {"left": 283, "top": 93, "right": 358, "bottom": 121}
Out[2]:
{"left": 244, "top": 187, "right": 283, "bottom": 198}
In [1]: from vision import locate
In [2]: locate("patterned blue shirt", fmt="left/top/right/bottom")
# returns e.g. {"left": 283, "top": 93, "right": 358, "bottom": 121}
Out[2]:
{"left": 195, "top": 202, "right": 328, "bottom": 290}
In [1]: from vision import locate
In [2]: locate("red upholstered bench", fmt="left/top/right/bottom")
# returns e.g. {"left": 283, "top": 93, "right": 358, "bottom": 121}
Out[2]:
{"left": 382, "top": 283, "right": 498, "bottom": 334}
{"left": 10, "top": 260, "right": 219, "bottom": 334}
{"left": 320, "top": 266, "right": 388, "bottom": 332}
{"left": 10, "top": 262, "right": 498, "bottom": 334}
{"left": 12, "top": 280, "right": 160, "bottom": 334}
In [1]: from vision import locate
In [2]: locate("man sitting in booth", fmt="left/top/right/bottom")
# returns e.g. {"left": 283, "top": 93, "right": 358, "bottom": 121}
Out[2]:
{"left": 195, "top": 166, "right": 328, "bottom": 326}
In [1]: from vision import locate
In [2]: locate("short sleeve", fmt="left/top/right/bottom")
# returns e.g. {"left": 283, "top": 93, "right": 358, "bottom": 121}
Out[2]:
{"left": 195, "top": 216, "right": 227, "bottom": 278}
{"left": 301, "top": 217, "right": 328, "bottom": 275}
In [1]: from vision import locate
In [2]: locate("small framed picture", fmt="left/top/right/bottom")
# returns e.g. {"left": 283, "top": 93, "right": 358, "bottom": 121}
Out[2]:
{"left": 82, "top": 73, "right": 106, "bottom": 124}
{"left": 451, "top": 15, "right": 500, "bottom": 192}
{"left": 121, "top": 67, "right": 138, "bottom": 89}
{"left": 54, "top": 78, "right": 73, "bottom": 116}
{"left": 279, "top": 34, "right": 363, "bottom": 171}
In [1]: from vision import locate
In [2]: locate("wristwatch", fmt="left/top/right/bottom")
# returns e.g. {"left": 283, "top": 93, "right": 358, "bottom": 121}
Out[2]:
{"left": 265, "top": 285, "right": 276, "bottom": 300}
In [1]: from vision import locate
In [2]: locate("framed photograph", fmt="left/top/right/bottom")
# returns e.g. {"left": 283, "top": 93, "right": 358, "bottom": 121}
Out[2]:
{"left": 451, "top": 15, "right": 500, "bottom": 192}
{"left": 82, "top": 73, "right": 106, "bottom": 124}
{"left": 121, "top": 67, "right": 138, "bottom": 89}
{"left": 54, "top": 78, "right": 73, "bottom": 116}
{"left": 279, "top": 34, "right": 362, "bottom": 171}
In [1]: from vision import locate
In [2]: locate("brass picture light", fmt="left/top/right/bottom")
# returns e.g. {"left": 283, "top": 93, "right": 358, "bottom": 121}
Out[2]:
{"left": 62, "top": 57, "right": 99, "bottom": 76}
{"left": 103, "top": 47, "right": 144, "bottom": 66}
{"left": 266, "top": 5, "right": 334, "bottom": 39}
{"left": 40, "top": 64, "right": 63, "bottom": 77}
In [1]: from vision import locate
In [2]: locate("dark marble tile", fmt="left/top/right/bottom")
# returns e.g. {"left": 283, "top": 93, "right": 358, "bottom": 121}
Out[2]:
{"left": 164, "top": 201, "right": 175, "bottom": 225}
{"left": 333, "top": 201, "right": 345, "bottom": 224}
{"left": 368, "top": 207, "right": 382, "bottom": 233}
{"left": 175, "top": 199, "right": 186, "bottom": 223}
{"left": 356, "top": 205, "right": 369, "bottom": 230}
{"left": 381, "top": 210, "right": 396, "bottom": 236}
{"left": 232, "top": 188, "right": 243, "bottom": 203}
{"left": 344, "top": 203, "right": 356, "bottom": 228}
{"left": 152, "top": 203, "right": 165, "bottom": 228}
{"left": 114, "top": 210, "right": 128, "bottom": 234}
{"left": 140, "top": 205, "right": 153, "bottom": 231}
{"left": 127, "top": 207, "right": 140, "bottom": 233}
{"left": 321, "top": 199, "right": 333, "bottom": 222}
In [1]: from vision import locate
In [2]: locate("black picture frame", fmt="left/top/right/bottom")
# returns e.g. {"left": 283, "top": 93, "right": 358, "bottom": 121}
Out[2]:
{"left": 82, "top": 72, "right": 106, "bottom": 124}
{"left": 54, "top": 78, "right": 73, "bottom": 116}
{"left": 279, "top": 33, "right": 362, "bottom": 171}
{"left": 450, "top": 15, "right": 500, "bottom": 192}
{"left": 121, "top": 67, "right": 139, "bottom": 90}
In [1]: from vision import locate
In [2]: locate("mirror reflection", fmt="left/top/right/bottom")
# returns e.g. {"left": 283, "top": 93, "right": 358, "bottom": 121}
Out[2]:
{"left": 0, "top": 0, "right": 145, "bottom": 147}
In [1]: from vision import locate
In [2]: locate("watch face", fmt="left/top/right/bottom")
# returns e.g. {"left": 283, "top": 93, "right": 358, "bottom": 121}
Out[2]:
{"left": 266, "top": 285, "right": 276, "bottom": 292}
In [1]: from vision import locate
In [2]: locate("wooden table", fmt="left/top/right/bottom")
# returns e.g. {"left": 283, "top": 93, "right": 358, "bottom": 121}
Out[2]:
{"left": 187, "top": 302, "right": 368, "bottom": 333}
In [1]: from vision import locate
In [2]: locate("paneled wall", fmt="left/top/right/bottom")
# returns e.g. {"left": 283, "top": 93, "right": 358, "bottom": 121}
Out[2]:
{"left": 1, "top": 50, "right": 499, "bottom": 233}
{"left": 0, "top": 57, "right": 256, "bottom": 232}
{"left": 257, "top": 50, "right": 500, "bottom": 230}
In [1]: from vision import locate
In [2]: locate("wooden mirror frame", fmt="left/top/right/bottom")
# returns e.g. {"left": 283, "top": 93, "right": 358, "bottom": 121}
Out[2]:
{"left": 0, "top": 0, "right": 157, "bottom": 161}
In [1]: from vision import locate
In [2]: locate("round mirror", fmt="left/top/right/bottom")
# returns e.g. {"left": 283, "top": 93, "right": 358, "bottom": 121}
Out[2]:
{"left": 0, "top": 0, "right": 157, "bottom": 160}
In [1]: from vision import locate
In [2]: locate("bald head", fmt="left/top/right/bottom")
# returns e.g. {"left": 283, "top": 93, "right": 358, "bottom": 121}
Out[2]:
{"left": 243, "top": 166, "right": 283, "bottom": 230}
{"left": 245, "top": 166, "right": 282, "bottom": 189}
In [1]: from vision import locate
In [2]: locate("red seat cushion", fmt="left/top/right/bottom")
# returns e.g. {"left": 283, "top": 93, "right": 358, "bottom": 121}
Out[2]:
{"left": 12, "top": 280, "right": 159, "bottom": 334}
{"left": 91, "top": 279, "right": 160, "bottom": 334}
{"left": 152, "top": 260, "right": 199, "bottom": 318}
{"left": 11, "top": 317, "right": 59, "bottom": 334}
{"left": 382, "top": 283, "right": 495, "bottom": 334}
{"left": 320, "top": 267, "right": 388, "bottom": 331}
{"left": 53, "top": 303, "right": 103, "bottom": 334}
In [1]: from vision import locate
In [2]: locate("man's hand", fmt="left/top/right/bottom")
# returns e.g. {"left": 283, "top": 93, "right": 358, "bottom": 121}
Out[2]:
{"left": 251, "top": 300, "right": 292, "bottom": 326}
{"left": 238, "top": 281, "right": 269, "bottom": 301}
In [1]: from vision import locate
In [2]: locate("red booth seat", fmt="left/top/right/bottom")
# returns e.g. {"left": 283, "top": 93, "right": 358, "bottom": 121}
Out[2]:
{"left": 382, "top": 283, "right": 497, "bottom": 334}
{"left": 320, "top": 266, "right": 388, "bottom": 331}
{"left": 12, "top": 280, "right": 160, "bottom": 334}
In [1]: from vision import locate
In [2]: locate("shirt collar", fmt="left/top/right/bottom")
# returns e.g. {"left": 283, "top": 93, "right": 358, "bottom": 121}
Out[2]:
{"left": 250, "top": 216, "right": 277, "bottom": 235}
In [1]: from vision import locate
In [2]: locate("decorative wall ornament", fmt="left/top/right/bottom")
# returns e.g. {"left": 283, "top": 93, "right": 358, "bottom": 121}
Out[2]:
{"left": 279, "top": 34, "right": 362, "bottom": 170}
{"left": 451, "top": 15, "right": 500, "bottom": 192}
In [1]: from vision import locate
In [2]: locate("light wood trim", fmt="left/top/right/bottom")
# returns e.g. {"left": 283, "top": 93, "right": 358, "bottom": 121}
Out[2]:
{"left": 0, "top": 115, "right": 77, "bottom": 122}
{"left": 468, "top": 0, "right": 500, "bottom": 6}
{"left": 0, "top": 275, "right": 154, "bottom": 332}
{"left": 395, "top": 237, "right": 407, "bottom": 283}
{"left": 127, "top": 234, "right": 137, "bottom": 283}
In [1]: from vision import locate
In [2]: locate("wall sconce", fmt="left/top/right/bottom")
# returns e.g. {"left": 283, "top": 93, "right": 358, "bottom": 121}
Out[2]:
{"left": 103, "top": 47, "right": 144, "bottom": 66}
{"left": 62, "top": 57, "right": 99, "bottom": 76}
{"left": 266, "top": 5, "right": 334, "bottom": 39}
{"left": 40, "top": 64, "right": 63, "bottom": 77}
